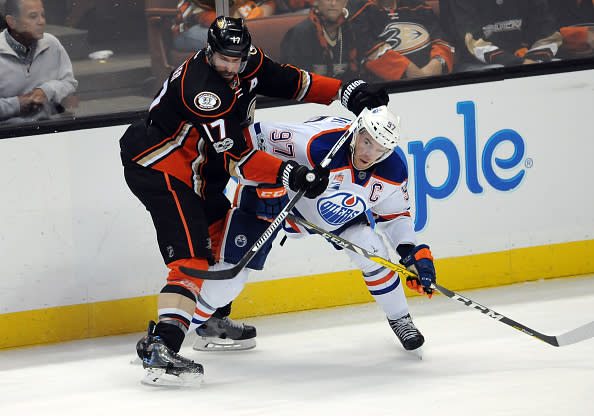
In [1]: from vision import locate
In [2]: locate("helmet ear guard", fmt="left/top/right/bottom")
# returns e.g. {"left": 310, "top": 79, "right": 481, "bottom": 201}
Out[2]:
{"left": 350, "top": 106, "right": 401, "bottom": 167}
{"left": 206, "top": 16, "right": 252, "bottom": 73}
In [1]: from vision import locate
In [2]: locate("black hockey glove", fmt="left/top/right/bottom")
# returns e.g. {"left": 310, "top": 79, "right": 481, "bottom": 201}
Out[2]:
{"left": 399, "top": 244, "right": 436, "bottom": 298}
{"left": 340, "top": 79, "right": 389, "bottom": 116}
{"left": 277, "top": 161, "right": 330, "bottom": 199}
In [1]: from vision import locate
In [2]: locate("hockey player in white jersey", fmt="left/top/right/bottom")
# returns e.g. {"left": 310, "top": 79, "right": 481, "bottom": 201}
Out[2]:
{"left": 242, "top": 106, "right": 437, "bottom": 352}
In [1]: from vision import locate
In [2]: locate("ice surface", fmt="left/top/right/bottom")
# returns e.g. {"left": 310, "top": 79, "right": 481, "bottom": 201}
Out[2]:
{"left": 1, "top": 277, "right": 592, "bottom": 416}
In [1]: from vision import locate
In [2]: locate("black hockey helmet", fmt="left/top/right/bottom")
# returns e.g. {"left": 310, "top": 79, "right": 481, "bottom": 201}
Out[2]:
{"left": 206, "top": 16, "right": 252, "bottom": 71}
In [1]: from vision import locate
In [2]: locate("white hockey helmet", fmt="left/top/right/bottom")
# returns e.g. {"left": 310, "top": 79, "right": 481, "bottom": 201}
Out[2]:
{"left": 350, "top": 106, "right": 401, "bottom": 166}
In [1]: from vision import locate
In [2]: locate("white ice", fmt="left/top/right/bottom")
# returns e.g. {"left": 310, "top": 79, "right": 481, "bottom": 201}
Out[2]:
{"left": 1, "top": 276, "right": 593, "bottom": 416}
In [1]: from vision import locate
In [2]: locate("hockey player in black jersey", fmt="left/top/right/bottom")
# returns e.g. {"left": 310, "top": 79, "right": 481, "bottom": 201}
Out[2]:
{"left": 120, "top": 16, "right": 388, "bottom": 386}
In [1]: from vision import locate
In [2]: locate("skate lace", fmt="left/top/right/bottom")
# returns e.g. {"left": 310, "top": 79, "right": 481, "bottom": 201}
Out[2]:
{"left": 389, "top": 315, "right": 419, "bottom": 342}
{"left": 222, "top": 317, "right": 243, "bottom": 330}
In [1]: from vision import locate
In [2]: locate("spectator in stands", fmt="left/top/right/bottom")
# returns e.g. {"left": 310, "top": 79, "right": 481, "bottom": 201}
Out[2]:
{"left": 280, "top": 0, "right": 360, "bottom": 80}
{"left": 0, "top": 0, "right": 6, "bottom": 31}
{"left": 440, "top": 0, "right": 562, "bottom": 71}
{"left": 348, "top": 0, "right": 454, "bottom": 80}
{"left": 550, "top": 0, "right": 594, "bottom": 58}
{"left": 173, "top": 0, "right": 276, "bottom": 51}
{"left": 273, "top": 0, "right": 314, "bottom": 13}
{"left": 0, "top": 0, "right": 77, "bottom": 124}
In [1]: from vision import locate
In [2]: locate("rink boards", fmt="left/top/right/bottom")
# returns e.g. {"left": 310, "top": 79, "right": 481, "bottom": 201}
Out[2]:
{"left": 1, "top": 70, "right": 593, "bottom": 349}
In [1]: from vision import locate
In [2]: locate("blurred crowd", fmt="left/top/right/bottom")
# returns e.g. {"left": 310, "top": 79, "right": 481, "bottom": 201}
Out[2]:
{"left": 1, "top": 0, "right": 593, "bottom": 125}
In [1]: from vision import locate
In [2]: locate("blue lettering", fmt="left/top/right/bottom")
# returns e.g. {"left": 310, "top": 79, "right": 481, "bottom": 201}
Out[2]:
{"left": 458, "top": 101, "right": 483, "bottom": 194}
{"left": 406, "top": 101, "right": 526, "bottom": 231}
{"left": 409, "top": 138, "right": 460, "bottom": 231}
{"left": 482, "top": 129, "right": 525, "bottom": 191}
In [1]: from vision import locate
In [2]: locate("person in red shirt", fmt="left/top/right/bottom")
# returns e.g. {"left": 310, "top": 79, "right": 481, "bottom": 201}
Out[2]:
{"left": 550, "top": 0, "right": 594, "bottom": 58}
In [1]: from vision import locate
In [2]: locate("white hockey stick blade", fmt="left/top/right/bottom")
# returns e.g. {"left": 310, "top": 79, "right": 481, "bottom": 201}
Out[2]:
{"left": 555, "top": 320, "right": 594, "bottom": 347}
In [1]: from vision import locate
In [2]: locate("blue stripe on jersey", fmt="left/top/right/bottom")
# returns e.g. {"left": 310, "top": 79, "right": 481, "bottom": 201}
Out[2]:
{"left": 368, "top": 276, "right": 402, "bottom": 296}
{"left": 372, "top": 152, "right": 408, "bottom": 184}
{"left": 254, "top": 122, "right": 262, "bottom": 136}
{"left": 308, "top": 130, "right": 353, "bottom": 169}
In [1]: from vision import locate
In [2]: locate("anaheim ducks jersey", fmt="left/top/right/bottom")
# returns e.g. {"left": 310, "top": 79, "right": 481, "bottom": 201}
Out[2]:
{"left": 348, "top": 0, "right": 453, "bottom": 79}
{"left": 119, "top": 46, "right": 341, "bottom": 200}
{"left": 244, "top": 116, "right": 415, "bottom": 243}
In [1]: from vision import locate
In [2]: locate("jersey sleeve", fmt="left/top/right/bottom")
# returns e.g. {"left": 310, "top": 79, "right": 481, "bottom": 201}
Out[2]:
{"left": 231, "top": 148, "right": 284, "bottom": 184}
{"left": 560, "top": 26, "right": 591, "bottom": 53}
{"left": 245, "top": 47, "right": 341, "bottom": 104}
{"left": 370, "top": 154, "right": 417, "bottom": 248}
{"left": 244, "top": 120, "right": 321, "bottom": 166}
{"left": 372, "top": 181, "right": 417, "bottom": 249}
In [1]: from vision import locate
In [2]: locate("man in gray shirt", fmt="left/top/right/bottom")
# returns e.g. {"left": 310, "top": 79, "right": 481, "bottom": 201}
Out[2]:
{"left": 0, "top": 0, "right": 77, "bottom": 123}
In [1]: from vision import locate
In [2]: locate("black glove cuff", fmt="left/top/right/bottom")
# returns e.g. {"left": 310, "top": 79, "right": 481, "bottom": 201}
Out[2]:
{"left": 397, "top": 243, "right": 415, "bottom": 260}
{"left": 340, "top": 79, "right": 366, "bottom": 110}
{"left": 277, "top": 161, "right": 296, "bottom": 188}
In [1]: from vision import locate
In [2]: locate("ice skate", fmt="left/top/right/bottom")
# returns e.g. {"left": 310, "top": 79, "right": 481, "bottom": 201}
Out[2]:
{"left": 388, "top": 314, "right": 425, "bottom": 359}
{"left": 137, "top": 321, "right": 204, "bottom": 387}
{"left": 193, "top": 316, "right": 256, "bottom": 351}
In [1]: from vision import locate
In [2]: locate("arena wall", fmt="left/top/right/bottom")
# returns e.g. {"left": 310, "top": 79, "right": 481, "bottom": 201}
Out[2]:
{"left": 1, "top": 69, "right": 593, "bottom": 349}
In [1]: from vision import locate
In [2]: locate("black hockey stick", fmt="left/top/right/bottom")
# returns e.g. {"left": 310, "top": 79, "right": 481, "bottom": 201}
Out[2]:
{"left": 179, "top": 118, "right": 361, "bottom": 281}
{"left": 288, "top": 214, "right": 594, "bottom": 347}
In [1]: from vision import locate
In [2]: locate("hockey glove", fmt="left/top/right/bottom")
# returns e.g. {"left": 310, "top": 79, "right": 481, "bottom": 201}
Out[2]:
{"left": 340, "top": 79, "right": 389, "bottom": 116}
{"left": 277, "top": 161, "right": 330, "bottom": 199}
{"left": 400, "top": 244, "right": 436, "bottom": 298}
{"left": 255, "top": 184, "right": 289, "bottom": 222}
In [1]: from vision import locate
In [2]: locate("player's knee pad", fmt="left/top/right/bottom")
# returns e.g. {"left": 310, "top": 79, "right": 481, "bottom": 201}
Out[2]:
{"left": 199, "top": 264, "right": 249, "bottom": 309}
{"left": 220, "top": 207, "right": 279, "bottom": 270}
{"left": 339, "top": 223, "right": 389, "bottom": 274}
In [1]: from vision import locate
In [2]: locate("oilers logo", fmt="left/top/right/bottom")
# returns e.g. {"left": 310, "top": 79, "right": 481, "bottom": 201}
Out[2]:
{"left": 235, "top": 234, "right": 247, "bottom": 248}
{"left": 317, "top": 192, "right": 366, "bottom": 226}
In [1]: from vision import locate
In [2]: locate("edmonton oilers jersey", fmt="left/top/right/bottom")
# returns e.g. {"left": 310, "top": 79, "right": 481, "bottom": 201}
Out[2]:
{"left": 244, "top": 115, "right": 412, "bottom": 232}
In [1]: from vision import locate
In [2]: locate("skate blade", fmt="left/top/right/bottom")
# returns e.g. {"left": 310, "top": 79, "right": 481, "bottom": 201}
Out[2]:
{"left": 141, "top": 368, "right": 203, "bottom": 387}
{"left": 407, "top": 346, "right": 423, "bottom": 360}
{"left": 193, "top": 336, "right": 256, "bottom": 351}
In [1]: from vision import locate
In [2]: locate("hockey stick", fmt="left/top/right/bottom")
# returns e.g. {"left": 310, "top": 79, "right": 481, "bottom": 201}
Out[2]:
{"left": 179, "top": 118, "right": 360, "bottom": 281}
{"left": 288, "top": 214, "right": 594, "bottom": 347}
